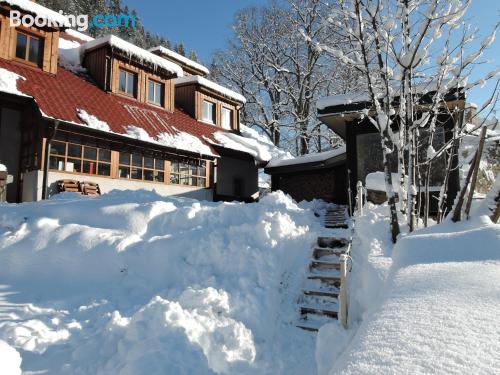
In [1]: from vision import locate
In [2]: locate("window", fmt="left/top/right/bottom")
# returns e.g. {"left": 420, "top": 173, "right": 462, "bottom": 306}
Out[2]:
{"left": 48, "top": 138, "right": 111, "bottom": 176}
{"left": 15, "top": 31, "right": 42, "bottom": 65}
{"left": 170, "top": 159, "right": 207, "bottom": 187}
{"left": 202, "top": 100, "right": 216, "bottom": 124}
{"left": 221, "top": 107, "right": 233, "bottom": 130}
{"left": 118, "top": 152, "right": 165, "bottom": 183}
{"left": 118, "top": 69, "right": 137, "bottom": 97}
{"left": 148, "top": 79, "right": 164, "bottom": 106}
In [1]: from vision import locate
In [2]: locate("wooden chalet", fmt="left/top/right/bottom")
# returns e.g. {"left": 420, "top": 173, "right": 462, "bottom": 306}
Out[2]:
{"left": 0, "top": 1, "right": 260, "bottom": 203}
{"left": 317, "top": 85, "right": 465, "bottom": 213}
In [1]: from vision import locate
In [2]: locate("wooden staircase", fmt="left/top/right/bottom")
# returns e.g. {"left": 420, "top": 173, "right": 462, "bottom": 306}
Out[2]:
{"left": 297, "top": 231, "right": 351, "bottom": 331}
{"left": 322, "top": 207, "right": 349, "bottom": 229}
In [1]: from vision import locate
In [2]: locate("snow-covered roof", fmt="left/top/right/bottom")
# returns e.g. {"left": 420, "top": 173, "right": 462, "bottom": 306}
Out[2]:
{"left": 1, "top": 0, "right": 70, "bottom": 27}
{"left": 149, "top": 46, "right": 209, "bottom": 75}
{"left": 266, "top": 146, "right": 346, "bottom": 169}
{"left": 174, "top": 76, "right": 246, "bottom": 104}
{"left": 317, "top": 80, "right": 462, "bottom": 110}
{"left": 81, "top": 35, "right": 183, "bottom": 77}
{"left": 209, "top": 125, "right": 291, "bottom": 163}
{"left": 0, "top": 67, "right": 29, "bottom": 97}
{"left": 64, "top": 28, "right": 94, "bottom": 42}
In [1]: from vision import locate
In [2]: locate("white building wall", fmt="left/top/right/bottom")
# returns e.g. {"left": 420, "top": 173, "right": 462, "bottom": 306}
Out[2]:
{"left": 22, "top": 170, "right": 213, "bottom": 202}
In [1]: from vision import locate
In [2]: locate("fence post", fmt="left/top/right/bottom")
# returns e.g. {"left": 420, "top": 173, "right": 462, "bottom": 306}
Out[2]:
{"left": 339, "top": 254, "right": 348, "bottom": 329}
{"left": 356, "top": 181, "right": 364, "bottom": 215}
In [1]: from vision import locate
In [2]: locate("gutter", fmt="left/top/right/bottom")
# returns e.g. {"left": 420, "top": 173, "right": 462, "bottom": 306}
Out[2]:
{"left": 42, "top": 119, "right": 59, "bottom": 200}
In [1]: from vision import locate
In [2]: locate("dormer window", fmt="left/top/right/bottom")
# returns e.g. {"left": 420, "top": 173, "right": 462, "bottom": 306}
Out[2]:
{"left": 202, "top": 100, "right": 216, "bottom": 124}
{"left": 148, "top": 79, "right": 164, "bottom": 106}
{"left": 221, "top": 107, "right": 233, "bottom": 130}
{"left": 15, "top": 31, "right": 43, "bottom": 66}
{"left": 119, "top": 69, "right": 137, "bottom": 97}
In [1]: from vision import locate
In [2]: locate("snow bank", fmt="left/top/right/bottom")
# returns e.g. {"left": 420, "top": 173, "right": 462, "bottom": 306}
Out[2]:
{"left": 0, "top": 164, "right": 6, "bottom": 172}
{"left": 0, "top": 190, "right": 320, "bottom": 374}
{"left": 0, "top": 68, "right": 28, "bottom": 97}
{"left": 267, "top": 146, "right": 345, "bottom": 169}
{"left": 212, "top": 125, "right": 292, "bottom": 163}
{"left": 318, "top": 204, "right": 500, "bottom": 375}
{"left": 81, "top": 35, "right": 183, "bottom": 77}
{"left": 174, "top": 76, "right": 246, "bottom": 103}
{"left": 365, "top": 171, "right": 400, "bottom": 191}
{"left": 58, "top": 37, "right": 85, "bottom": 73}
{"left": 149, "top": 46, "right": 209, "bottom": 75}
{"left": 0, "top": 340, "right": 22, "bottom": 375}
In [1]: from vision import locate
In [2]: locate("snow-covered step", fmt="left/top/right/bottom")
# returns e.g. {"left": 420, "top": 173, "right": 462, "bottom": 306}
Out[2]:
{"left": 296, "top": 313, "right": 334, "bottom": 332}
{"left": 317, "top": 237, "right": 349, "bottom": 248}
{"left": 310, "top": 259, "right": 341, "bottom": 271}
{"left": 312, "top": 247, "right": 346, "bottom": 260}
{"left": 303, "top": 288, "right": 339, "bottom": 299}
{"left": 307, "top": 274, "right": 341, "bottom": 287}
{"left": 309, "top": 267, "right": 341, "bottom": 277}
{"left": 300, "top": 305, "right": 338, "bottom": 318}
{"left": 299, "top": 294, "right": 338, "bottom": 310}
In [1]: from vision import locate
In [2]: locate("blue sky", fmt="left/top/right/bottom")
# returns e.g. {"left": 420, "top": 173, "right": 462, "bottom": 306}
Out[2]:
{"left": 123, "top": 0, "right": 499, "bottom": 111}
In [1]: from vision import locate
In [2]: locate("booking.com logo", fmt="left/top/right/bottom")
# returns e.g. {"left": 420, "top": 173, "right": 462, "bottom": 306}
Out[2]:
{"left": 10, "top": 10, "right": 136, "bottom": 31}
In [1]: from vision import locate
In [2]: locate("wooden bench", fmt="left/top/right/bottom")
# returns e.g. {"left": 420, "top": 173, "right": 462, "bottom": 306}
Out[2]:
{"left": 56, "top": 179, "right": 81, "bottom": 193}
{"left": 80, "top": 181, "right": 101, "bottom": 196}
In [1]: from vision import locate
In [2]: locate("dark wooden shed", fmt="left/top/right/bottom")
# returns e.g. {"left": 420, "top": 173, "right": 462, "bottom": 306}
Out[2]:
{"left": 264, "top": 148, "right": 348, "bottom": 204}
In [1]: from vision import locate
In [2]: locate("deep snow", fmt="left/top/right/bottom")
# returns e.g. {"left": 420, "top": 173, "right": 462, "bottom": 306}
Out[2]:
{"left": 316, "top": 202, "right": 500, "bottom": 375}
{"left": 0, "top": 191, "right": 323, "bottom": 374}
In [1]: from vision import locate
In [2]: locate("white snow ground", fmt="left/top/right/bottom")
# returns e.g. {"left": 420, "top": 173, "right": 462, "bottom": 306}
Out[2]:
{"left": 316, "top": 202, "right": 500, "bottom": 375}
{"left": 0, "top": 191, "right": 323, "bottom": 375}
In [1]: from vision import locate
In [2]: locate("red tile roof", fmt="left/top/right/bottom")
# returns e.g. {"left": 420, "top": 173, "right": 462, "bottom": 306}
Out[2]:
{"left": 0, "top": 58, "right": 229, "bottom": 157}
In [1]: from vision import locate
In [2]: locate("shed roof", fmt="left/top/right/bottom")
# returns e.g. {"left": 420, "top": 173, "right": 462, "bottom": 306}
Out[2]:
{"left": 264, "top": 147, "right": 346, "bottom": 174}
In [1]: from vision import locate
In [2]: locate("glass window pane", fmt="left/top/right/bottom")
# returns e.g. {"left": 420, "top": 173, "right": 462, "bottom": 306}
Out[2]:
{"left": 119, "top": 70, "right": 127, "bottom": 92}
{"left": 148, "top": 80, "right": 155, "bottom": 102}
{"left": 155, "top": 159, "right": 164, "bottom": 170}
{"left": 170, "top": 174, "right": 179, "bottom": 184}
{"left": 68, "top": 144, "right": 82, "bottom": 158}
{"left": 99, "top": 149, "right": 111, "bottom": 162}
{"left": 50, "top": 141, "right": 66, "bottom": 155}
{"left": 98, "top": 163, "right": 111, "bottom": 176}
{"left": 84, "top": 147, "right": 97, "bottom": 160}
{"left": 190, "top": 177, "right": 197, "bottom": 186}
{"left": 119, "top": 167, "right": 130, "bottom": 178}
{"left": 131, "top": 167, "right": 142, "bottom": 180}
{"left": 203, "top": 101, "right": 214, "bottom": 123}
{"left": 180, "top": 176, "right": 189, "bottom": 185}
{"left": 190, "top": 164, "right": 198, "bottom": 175}
{"left": 198, "top": 178, "right": 206, "bottom": 187}
{"left": 171, "top": 161, "right": 179, "bottom": 173}
{"left": 179, "top": 163, "right": 189, "bottom": 174}
{"left": 144, "top": 169, "right": 154, "bottom": 181}
{"left": 155, "top": 82, "right": 163, "bottom": 105}
{"left": 28, "top": 36, "right": 41, "bottom": 64}
{"left": 131, "top": 153, "right": 142, "bottom": 167}
{"left": 119, "top": 152, "right": 130, "bottom": 165}
{"left": 16, "top": 33, "right": 27, "bottom": 59}
{"left": 155, "top": 171, "right": 164, "bottom": 183}
{"left": 66, "top": 158, "right": 81, "bottom": 173}
{"left": 144, "top": 156, "right": 154, "bottom": 169}
{"left": 127, "top": 72, "right": 136, "bottom": 96}
{"left": 49, "top": 156, "right": 64, "bottom": 171}
{"left": 82, "top": 160, "right": 97, "bottom": 174}
{"left": 221, "top": 107, "right": 232, "bottom": 129}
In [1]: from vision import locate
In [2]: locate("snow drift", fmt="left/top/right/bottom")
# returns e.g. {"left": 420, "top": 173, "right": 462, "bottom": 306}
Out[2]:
{"left": 0, "top": 191, "right": 320, "bottom": 374}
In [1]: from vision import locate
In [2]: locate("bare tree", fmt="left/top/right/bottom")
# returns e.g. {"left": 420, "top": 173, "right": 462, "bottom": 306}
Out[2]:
{"left": 315, "top": 0, "right": 498, "bottom": 241}
{"left": 211, "top": 0, "right": 361, "bottom": 155}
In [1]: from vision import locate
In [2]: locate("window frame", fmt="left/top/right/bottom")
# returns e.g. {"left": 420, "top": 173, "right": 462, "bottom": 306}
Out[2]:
{"left": 147, "top": 78, "right": 164, "bottom": 107}
{"left": 118, "top": 151, "right": 166, "bottom": 184}
{"left": 170, "top": 159, "right": 207, "bottom": 187}
{"left": 202, "top": 100, "right": 216, "bottom": 124}
{"left": 48, "top": 138, "right": 112, "bottom": 177}
{"left": 221, "top": 106, "right": 233, "bottom": 130}
{"left": 14, "top": 30, "right": 43, "bottom": 67}
{"left": 118, "top": 68, "right": 138, "bottom": 98}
